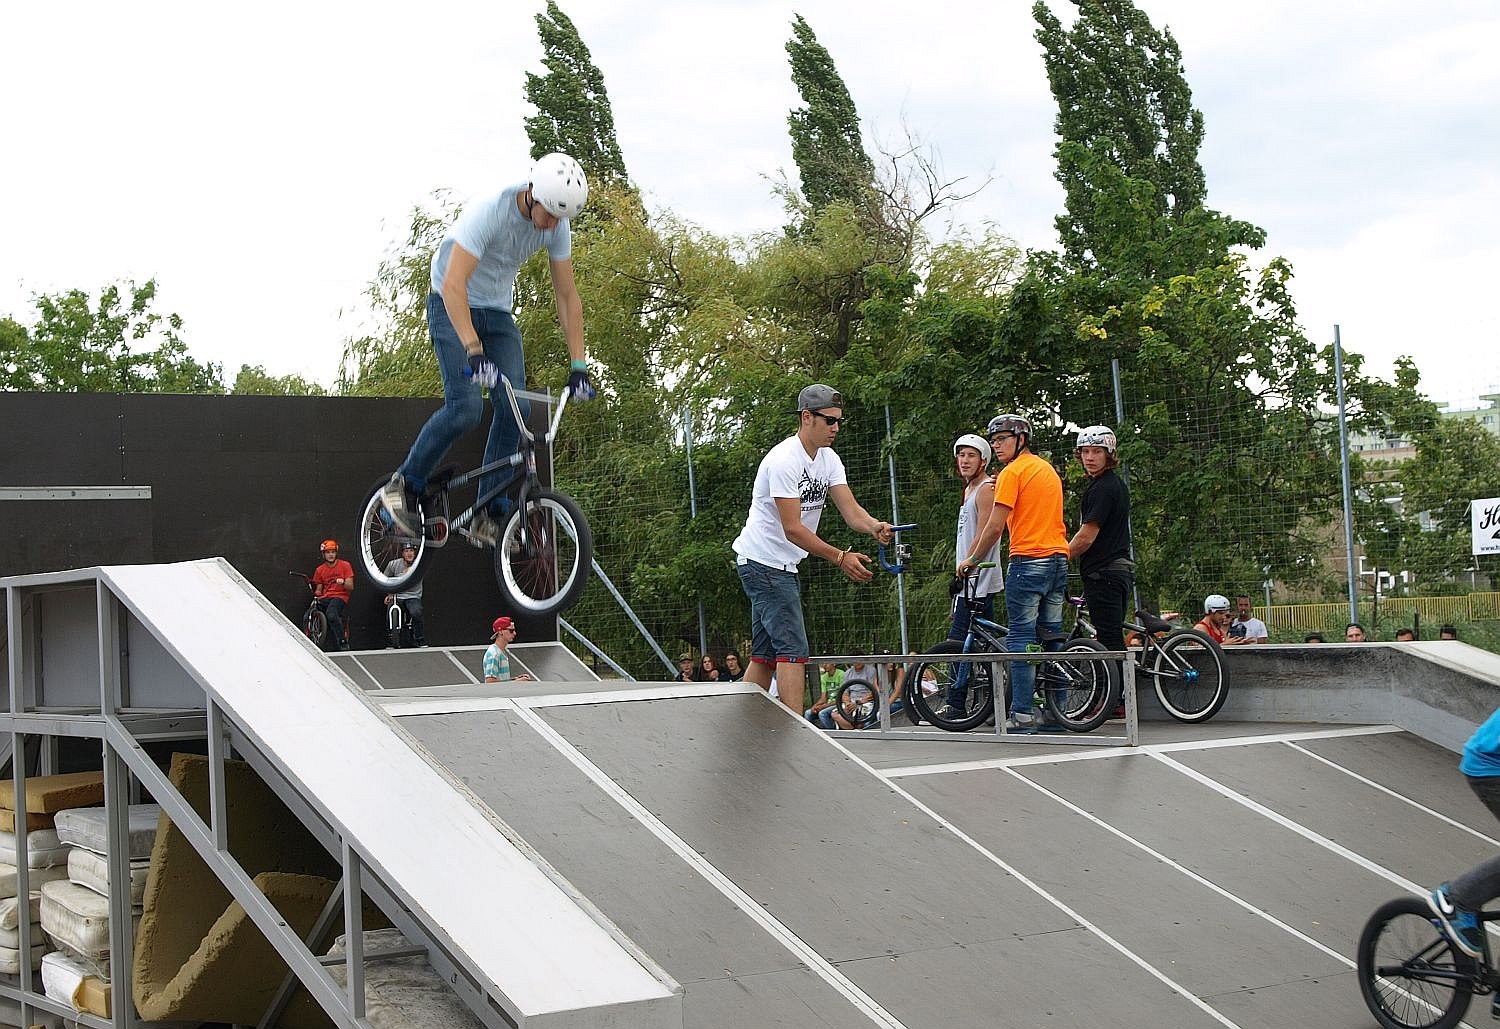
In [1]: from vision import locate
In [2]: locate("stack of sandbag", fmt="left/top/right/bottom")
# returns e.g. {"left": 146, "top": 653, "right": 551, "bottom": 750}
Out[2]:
{"left": 0, "top": 773, "right": 102, "bottom": 981}
{"left": 37, "top": 803, "right": 159, "bottom": 1018}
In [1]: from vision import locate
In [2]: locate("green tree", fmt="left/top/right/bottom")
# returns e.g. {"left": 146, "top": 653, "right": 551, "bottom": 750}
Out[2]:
{"left": 338, "top": 195, "right": 457, "bottom": 397}
{"left": 785, "top": 14, "right": 874, "bottom": 214}
{"left": 1392, "top": 418, "right": 1500, "bottom": 587}
{"left": 1025, "top": 0, "right": 1412, "bottom": 612}
{"left": 0, "top": 279, "right": 222, "bottom": 394}
{"left": 524, "top": 0, "right": 629, "bottom": 186}
{"left": 231, "top": 364, "right": 326, "bottom": 396}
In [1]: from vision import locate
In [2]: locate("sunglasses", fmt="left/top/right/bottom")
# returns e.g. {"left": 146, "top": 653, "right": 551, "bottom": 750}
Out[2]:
{"left": 815, "top": 413, "right": 846, "bottom": 427}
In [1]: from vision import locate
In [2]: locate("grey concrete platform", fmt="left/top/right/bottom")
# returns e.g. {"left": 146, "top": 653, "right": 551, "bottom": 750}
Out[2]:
{"left": 382, "top": 672, "right": 1497, "bottom": 1029}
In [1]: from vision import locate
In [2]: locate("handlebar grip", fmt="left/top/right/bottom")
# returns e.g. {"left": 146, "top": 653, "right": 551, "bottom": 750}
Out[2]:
{"left": 890, "top": 523, "right": 917, "bottom": 533}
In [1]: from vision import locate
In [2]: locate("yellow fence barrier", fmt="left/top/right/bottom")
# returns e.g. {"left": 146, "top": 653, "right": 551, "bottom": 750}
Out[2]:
{"left": 1264, "top": 593, "right": 1500, "bottom": 631}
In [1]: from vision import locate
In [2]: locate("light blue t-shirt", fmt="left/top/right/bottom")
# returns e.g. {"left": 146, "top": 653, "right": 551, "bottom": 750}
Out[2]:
{"left": 430, "top": 183, "right": 572, "bottom": 311}
{"left": 1462, "top": 706, "right": 1500, "bottom": 777}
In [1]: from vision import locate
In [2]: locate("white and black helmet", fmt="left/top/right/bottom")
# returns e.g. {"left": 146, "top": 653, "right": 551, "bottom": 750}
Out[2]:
{"left": 1076, "top": 425, "right": 1117, "bottom": 454}
{"left": 1204, "top": 594, "right": 1231, "bottom": 614}
{"left": 530, "top": 153, "right": 589, "bottom": 218}
{"left": 953, "top": 433, "right": 992, "bottom": 464}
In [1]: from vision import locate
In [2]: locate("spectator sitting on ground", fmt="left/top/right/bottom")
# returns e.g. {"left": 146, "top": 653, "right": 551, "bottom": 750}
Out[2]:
{"left": 1395, "top": 628, "right": 1416, "bottom": 642}
{"left": 1195, "top": 595, "right": 1233, "bottom": 644}
{"left": 674, "top": 654, "right": 697, "bottom": 682}
{"left": 483, "top": 617, "right": 534, "bottom": 683}
{"left": 806, "top": 662, "right": 844, "bottom": 726}
{"left": 1345, "top": 623, "right": 1367, "bottom": 643}
{"left": 1304, "top": 632, "right": 1325, "bottom": 643}
{"left": 1230, "top": 596, "right": 1269, "bottom": 644}
{"left": 1441, "top": 624, "right": 1459, "bottom": 641}
{"left": 723, "top": 651, "right": 745, "bottom": 681}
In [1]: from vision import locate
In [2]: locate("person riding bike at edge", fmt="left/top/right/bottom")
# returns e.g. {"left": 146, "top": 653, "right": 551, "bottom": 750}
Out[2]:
{"left": 311, "top": 538, "right": 354, "bottom": 651}
{"left": 1428, "top": 706, "right": 1500, "bottom": 960}
{"left": 379, "top": 153, "right": 596, "bottom": 546}
{"left": 957, "top": 413, "right": 1070, "bottom": 731}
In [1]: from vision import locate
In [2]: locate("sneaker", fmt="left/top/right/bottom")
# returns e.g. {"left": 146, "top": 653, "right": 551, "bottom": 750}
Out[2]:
{"left": 932, "top": 703, "right": 972, "bottom": 724}
{"left": 468, "top": 509, "right": 501, "bottom": 548}
{"left": 1004, "top": 711, "right": 1036, "bottom": 731}
{"left": 1429, "top": 884, "right": 1485, "bottom": 959}
{"left": 379, "top": 473, "right": 420, "bottom": 537}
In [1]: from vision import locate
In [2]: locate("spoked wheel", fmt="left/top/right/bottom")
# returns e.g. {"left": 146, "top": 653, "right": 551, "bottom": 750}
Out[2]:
{"left": 1357, "top": 896, "right": 1475, "bottom": 1029}
{"left": 907, "top": 640, "right": 997, "bottom": 732}
{"left": 304, "top": 607, "right": 329, "bottom": 648}
{"left": 357, "top": 478, "right": 432, "bottom": 592}
{"left": 494, "top": 489, "right": 593, "bottom": 615}
{"left": 1151, "top": 629, "right": 1229, "bottom": 723}
{"left": 1040, "top": 639, "right": 1121, "bottom": 732}
{"left": 834, "top": 678, "right": 881, "bottom": 730}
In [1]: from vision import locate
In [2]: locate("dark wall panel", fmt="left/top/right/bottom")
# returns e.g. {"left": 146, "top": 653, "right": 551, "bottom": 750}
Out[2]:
{"left": 2, "top": 392, "right": 558, "bottom": 648}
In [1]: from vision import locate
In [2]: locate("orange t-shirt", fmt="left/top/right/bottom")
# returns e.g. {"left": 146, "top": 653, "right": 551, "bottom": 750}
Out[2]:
{"left": 994, "top": 451, "right": 1068, "bottom": 558}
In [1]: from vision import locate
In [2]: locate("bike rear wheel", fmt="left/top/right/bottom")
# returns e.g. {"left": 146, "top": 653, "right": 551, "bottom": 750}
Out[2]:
{"left": 908, "top": 640, "right": 996, "bottom": 732}
{"left": 494, "top": 489, "right": 593, "bottom": 615}
{"left": 1357, "top": 896, "right": 1475, "bottom": 1029}
{"left": 1151, "top": 629, "right": 1228, "bottom": 723}
{"left": 357, "top": 478, "right": 433, "bottom": 592}
{"left": 1041, "top": 639, "right": 1120, "bottom": 732}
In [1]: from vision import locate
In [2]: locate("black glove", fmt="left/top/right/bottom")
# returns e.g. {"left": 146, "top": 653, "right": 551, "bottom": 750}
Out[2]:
{"left": 567, "top": 367, "right": 596, "bottom": 401}
{"left": 948, "top": 574, "right": 964, "bottom": 597}
{"left": 466, "top": 354, "right": 498, "bottom": 388}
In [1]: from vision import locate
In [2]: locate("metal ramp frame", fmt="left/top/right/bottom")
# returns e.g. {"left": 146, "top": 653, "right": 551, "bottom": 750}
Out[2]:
{"left": 0, "top": 559, "right": 681, "bottom": 1029}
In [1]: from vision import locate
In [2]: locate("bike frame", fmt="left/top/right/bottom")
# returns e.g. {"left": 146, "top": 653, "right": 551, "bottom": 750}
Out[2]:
{"left": 422, "top": 376, "right": 569, "bottom": 547}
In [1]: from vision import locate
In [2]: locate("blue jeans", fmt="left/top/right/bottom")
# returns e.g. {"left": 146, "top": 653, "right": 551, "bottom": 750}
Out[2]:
{"left": 736, "top": 560, "right": 810, "bottom": 662}
{"left": 1005, "top": 554, "right": 1068, "bottom": 714}
{"left": 399, "top": 295, "right": 529, "bottom": 511}
{"left": 947, "top": 593, "right": 995, "bottom": 642}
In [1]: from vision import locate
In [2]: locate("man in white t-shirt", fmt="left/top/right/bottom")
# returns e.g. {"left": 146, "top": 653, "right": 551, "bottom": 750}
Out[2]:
{"left": 1230, "top": 595, "right": 1269, "bottom": 644}
{"left": 731, "top": 383, "right": 893, "bottom": 716}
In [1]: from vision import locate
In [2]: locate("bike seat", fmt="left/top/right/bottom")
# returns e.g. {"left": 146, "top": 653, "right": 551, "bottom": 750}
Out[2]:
{"left": 1036, "top": 628, "right": 1068, "bottom": 644}
{"left": 1135, "top": 610, "right": 1175, "bottom": 634}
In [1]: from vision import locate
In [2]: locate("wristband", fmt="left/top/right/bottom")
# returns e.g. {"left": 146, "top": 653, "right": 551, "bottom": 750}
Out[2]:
{"left": 570, "top": 358, "right": 587, "bottom": 371}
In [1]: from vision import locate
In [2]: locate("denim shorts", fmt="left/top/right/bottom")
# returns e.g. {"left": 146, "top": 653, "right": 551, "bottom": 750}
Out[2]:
{"left": 737, "top": 560, "right": 810, "bottom": 663}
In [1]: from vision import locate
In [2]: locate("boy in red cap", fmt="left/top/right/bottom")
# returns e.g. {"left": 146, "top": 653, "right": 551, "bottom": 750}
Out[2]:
{"left": 483, "top": 616, "right": 533, "bottom": 682}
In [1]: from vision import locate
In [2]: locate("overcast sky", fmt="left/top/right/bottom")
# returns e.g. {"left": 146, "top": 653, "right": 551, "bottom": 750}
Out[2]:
{"left": 4, "top": 0, "right": 1497, "bottom": 406}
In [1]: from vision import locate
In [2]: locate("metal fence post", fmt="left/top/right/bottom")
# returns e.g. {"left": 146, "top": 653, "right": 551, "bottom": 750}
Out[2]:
{"left": 885, "top": 405, "right": 909, "bottom": 653}
{"left": 684, "top": 403, "right": 708, "bottom": 658}
{"left": 1334, "top": 325, "right": 1359, "bottom": 625}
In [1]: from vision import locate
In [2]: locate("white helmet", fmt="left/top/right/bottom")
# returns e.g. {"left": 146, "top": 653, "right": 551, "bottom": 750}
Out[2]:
{"left": 530, "top": 153, "right": 588, "bottom": 218}
{"left": 1076, "top": 425, "right": 1117, "bottom": 454}
{"left": 1204, "top": 594, "right": 1231, "bottom": 614}
{"left": 953, "top": 433, "right": 992, "bottom": 464}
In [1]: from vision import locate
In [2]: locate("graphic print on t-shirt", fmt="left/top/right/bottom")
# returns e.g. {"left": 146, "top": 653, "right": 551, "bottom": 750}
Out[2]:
{"left": 799, "top": 469, "right": 830, "bottom": 513}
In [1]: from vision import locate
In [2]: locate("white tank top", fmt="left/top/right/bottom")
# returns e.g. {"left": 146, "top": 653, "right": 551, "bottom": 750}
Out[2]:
{"left": 957, "top": 477, "right": 1003, "bottom": 597}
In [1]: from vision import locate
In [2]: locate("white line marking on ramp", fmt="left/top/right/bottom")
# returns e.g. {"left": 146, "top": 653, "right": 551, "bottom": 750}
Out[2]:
{"left": 1002, "top": 767, "right": 1357, "bottom": 970}
{"left": 508, "top": 700, "right": 912, "bottom": 1029}
{"left": 1149, "top": 752, "right": 1424, "bottom": 894}
{"left": 881, "top": 724, "right": 1402, "bottom": 779}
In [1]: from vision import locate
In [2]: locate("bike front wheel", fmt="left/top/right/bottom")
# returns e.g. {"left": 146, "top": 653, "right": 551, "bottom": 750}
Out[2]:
{"left": 1151, "top": 629, "right": 1229, "bottom": 723}
{"left": 1041, "top": 639, "right": 1120, "bottom": 733}
{"left": 834, "top": 678, "right": 881, "bottom": 730}
{"left": 357, "top": 478, "right": 433, "bottom": 592}
{"left": 494, "top": 489, "right": 593, "bottom": 615}
{"left": 305, "top": 607, "right": 329, "bottom": 648}
{"left": 1357, "top": 896, "right": 1475, "bottom": 1029}
{"left": 907, "top": 640, "right": 996, "bottom": 732}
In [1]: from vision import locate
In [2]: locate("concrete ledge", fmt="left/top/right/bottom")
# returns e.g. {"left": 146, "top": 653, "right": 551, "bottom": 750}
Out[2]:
{"left": 1132, "top": 641, "right": 1500, "bottom": 753}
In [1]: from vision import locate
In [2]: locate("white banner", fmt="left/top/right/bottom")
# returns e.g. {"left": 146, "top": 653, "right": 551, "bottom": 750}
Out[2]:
{"left": 1474, "top": 497, "right": 1500, "bottom": 556}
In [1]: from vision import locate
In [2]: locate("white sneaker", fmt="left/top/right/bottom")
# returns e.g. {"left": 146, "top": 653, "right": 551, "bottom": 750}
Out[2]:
{"left": 379, "top": 474, "right": 418, "bottom": 537}
{"left": 1004, "top": 711, "right": 1035, "bottom": 731}
{"left": 468, "top": 510, "right": 501, "bottom": 548}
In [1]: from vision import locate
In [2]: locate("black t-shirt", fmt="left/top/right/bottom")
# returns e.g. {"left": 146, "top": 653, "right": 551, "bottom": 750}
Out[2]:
{"left": 1078, "top": 469, "right": 1131, "bottom": 575}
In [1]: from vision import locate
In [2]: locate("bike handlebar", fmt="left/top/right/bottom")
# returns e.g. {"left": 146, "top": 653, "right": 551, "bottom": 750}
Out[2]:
{"left": 877, "top": 523, "right": 918, "bottom": 574}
